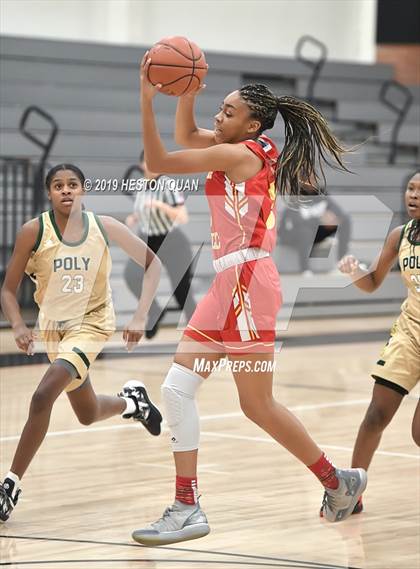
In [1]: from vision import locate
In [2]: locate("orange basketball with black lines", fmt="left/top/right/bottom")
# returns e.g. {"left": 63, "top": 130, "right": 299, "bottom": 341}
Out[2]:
{"left": 147, "top": 36, "right": 207, "bottom": 96}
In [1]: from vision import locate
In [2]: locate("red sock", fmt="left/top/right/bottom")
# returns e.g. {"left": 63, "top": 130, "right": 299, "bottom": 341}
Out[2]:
{"left": 308, "top": 453, "right": 339, "bottom": 489}
{"left": 175, "top": 476, "right": 198, "bottom": 505}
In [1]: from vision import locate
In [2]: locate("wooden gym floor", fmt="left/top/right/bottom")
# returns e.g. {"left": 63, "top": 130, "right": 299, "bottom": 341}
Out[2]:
{"left": 0, "top": 316, "right": 419, "bottom": 569}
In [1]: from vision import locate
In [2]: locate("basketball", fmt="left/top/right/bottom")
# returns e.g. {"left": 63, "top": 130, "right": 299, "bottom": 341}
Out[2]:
{"left": 147, "top": 36, "right": 207, "bottom": 96}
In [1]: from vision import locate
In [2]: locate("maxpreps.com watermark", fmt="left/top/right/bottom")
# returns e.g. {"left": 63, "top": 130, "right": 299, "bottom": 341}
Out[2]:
{"left": 83, "top": 177, "right": 200, "bottom": 192}
{"left": 193, "top": 357, "right": 276, "bottom": 374}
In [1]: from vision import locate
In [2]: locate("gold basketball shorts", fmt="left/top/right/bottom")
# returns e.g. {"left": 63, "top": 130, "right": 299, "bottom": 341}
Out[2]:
{"left": 38, "top": 303, "right": 116, "bottom": 392}
{"left": 371, "top": 311, "right": 420, "bottom": 393}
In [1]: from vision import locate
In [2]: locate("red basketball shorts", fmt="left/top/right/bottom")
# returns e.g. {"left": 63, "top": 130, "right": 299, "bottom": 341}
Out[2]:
{"left": 185, "top": 257, "right": 282, "bottom": 354}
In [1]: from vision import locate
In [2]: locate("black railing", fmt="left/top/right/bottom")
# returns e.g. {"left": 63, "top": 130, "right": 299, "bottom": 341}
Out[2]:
{"left": 295, "top": 35, "right": 328, "bottom": 104}
{"left": 379, "top": 80, "right": 413, "bottom": 165}
{"left": 19, "top": 105, "right": 58, "bottom": 214}
{"left": 0, "top": 157, "right": 36, "bottom": 306}
{"left": 1, "top": 106, "right": 58, "bottom": 308}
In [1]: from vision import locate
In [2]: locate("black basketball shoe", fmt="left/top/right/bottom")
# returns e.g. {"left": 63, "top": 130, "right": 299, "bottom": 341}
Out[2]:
{"left": 118, "top": 380, "right": 162, "bottom": 436}
{"left": 0, "top": 478, "right": 21, "bottom": 522}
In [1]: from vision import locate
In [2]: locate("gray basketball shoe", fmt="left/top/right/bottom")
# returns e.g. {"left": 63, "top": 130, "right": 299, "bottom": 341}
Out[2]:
{"left": 132, "top": 500, "right": 210, "bottom": 545}
{"left": 321, "top": 468, "right": 367, "bottom": 522}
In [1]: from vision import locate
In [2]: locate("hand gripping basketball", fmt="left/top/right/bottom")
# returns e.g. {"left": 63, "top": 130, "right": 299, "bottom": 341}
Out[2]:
{"left": 145, "top": 36, "right": 208, "bottom": 97}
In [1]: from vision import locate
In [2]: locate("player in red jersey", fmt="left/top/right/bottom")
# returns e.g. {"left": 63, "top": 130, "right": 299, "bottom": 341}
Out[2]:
{"left": 131, "top": 55, "right": 367, "bottom": 546}
{"left": 187, "top": 133, "right": 281, "bottom": 353}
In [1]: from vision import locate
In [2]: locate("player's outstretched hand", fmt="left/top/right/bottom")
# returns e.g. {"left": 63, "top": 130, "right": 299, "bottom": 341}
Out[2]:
{"left": 140, "top": 51, "right": 162, "bottom": 101}
{"left": 123, "top": 317, "right": 145, "bottom": 352}
{"left": 13, "top": 323, "right": 34, "bottom": 355}
{"left": 338, "top": 255, "right": 360, "bottom": 275}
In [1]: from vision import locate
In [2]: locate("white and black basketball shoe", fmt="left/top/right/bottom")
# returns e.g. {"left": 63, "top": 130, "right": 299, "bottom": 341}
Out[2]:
{"left": 0, "top": 478, "right": 21, "bottom": 522}
{"left": 118, "top": 380, "right": 162, "bottom": 436}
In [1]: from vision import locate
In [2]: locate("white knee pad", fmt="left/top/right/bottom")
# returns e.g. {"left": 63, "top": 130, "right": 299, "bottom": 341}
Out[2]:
{"left": 161, "top": 363, "right": 204, "bottom": 452}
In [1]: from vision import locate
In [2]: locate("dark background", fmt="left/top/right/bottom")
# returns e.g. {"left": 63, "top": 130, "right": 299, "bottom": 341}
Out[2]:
{"left": 377, "top": 0, "right": 420, "bottom": 43}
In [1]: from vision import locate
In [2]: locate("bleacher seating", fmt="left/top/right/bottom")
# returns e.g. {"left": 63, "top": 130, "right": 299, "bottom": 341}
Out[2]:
{"left": 1, "top": 35, "right": 417, "bottom": 326}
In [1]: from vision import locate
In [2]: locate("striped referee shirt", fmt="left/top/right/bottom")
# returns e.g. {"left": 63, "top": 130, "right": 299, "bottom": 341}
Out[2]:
{"left": 134, "top": 175, "right": 185, "bottom": 236}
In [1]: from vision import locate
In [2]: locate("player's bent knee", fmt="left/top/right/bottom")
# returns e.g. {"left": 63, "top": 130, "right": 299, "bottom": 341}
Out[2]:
{"left": 161, "top": 363, "right": 203, "bottom": 451}
{"left": 30, "top": 387, "right": 55, "bottom": 414}
{"left": 240, "top": 403, "right": 266, "bottom": 426}
{"left": 239, "top": 394, "right": 274, "bottom": 425}
{"left": 161, "top": 384, "right": 183, "bottom": 428}
{"left": 364, "top": 404, "right": 392, "bottom": 432}
{"left": 239, "top": 398, "right": 257, "bottom": 421}
{"left": 76, "top": 410, "right": 98, "bottom": 426}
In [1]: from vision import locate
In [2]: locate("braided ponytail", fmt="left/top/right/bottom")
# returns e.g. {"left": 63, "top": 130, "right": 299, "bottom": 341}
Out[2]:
{"left": 276, "top": 96, "right": 350, "bottom": 196}
{"left": 239, "top": 84, "right": 350, "bottom": 196}
{"left": 405, "top": 171, "right": 420, "bottom": 246}
{"left": 407, "top": 218, "right": 420, "bottom": 244}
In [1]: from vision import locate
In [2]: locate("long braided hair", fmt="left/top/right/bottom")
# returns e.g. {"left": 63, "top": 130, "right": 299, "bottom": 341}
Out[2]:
{"left": 407, "top": 219, "right": 420, "bottom": 247}
{"left": 239, "top": 84, "right": 350, "bottom": 196}
{"left": 406, "top": 171, "right": 420, "bottom": 245}
{"left": 406, "top": 217, "right": 420, "bottom": 261}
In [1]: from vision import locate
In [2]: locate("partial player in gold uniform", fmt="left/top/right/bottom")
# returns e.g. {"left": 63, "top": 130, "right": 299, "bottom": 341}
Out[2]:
{"left": 321, "top": 171, "right": 420, "bottom": 517}
{"left": 0, "top": 164, "right": 162, "bottom": 522}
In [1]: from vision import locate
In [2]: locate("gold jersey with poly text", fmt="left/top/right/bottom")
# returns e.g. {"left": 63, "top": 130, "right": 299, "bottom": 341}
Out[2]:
{"left": 371, "top": 220, "right": 420, "bottom": 391}
{"left": 25, "top": 210, "right": 113, "bottom": 323}
{"left": 398, "top": 219, "right": 420, "bottom": 324}
{"left": 24, "top": 209, "right": 115, "bottom": 391}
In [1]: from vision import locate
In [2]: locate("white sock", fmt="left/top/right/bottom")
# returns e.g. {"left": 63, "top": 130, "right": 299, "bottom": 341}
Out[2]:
{"left": 121, "top": 396, "right": 137, "bottom": 417}
{"left": 4, "top": 471, "right": 20, "bottom": 499}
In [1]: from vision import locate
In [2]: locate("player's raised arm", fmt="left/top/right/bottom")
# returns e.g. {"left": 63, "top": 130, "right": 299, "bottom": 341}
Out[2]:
{"left": 100, "top": 216, "right": 162, "bottom": 350}
{"left": 140, "top": 56, "right": 260, "bottom": 178}
{"left": 0, "top": 219, "right": 39, "bottom": 354}
{"left": 339, "top": 226, "right": 402, "bottom": 292}
{"left": 174, "top": 90, "right": 216, "bottom": 149}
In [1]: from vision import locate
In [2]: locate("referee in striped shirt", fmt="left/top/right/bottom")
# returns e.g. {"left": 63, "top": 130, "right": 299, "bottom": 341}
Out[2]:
{"left": 124, "top": 151, "right": 197, "bottom": 338}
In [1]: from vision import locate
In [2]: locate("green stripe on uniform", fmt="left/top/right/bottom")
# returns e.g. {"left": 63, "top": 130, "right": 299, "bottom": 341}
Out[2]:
{"left": 94, "top": 214, "right": 110, "bottom": 245}
{"left": 48, "top": 209, "right": 90, "bottom": 246}
{"left": 33, "top": 214, "right": 44, "bottom": 251}
{"left": 72, "top": 347, "right": 90, "bottom": 369}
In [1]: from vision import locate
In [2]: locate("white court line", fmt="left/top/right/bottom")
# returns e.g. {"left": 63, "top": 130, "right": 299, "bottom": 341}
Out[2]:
{"left": 200, "top": 431, "right": 420, "bottom": 460}
{"left": 0, "top": 423, "right": 136, "bottom": 442}
{"left": 321, "top": 444, "right": 420, "bottom": 460}
{"left": 185, "top": 398, "right": 373, "bottom": 421}
{"left": 281, "top": 398, "right": 372, "bottom": 412}
{"left": 0, "top": 398, "right": 371, "bottom": 443}
{"left": 1, "top": 398, "right": 418, "bottom": 463}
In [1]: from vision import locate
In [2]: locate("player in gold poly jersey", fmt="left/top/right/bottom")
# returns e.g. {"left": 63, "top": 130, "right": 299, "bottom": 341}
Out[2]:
{"left": 320, "top": 171, "right": 420, "bottom": 517}
{"left": 0, "top": 164, "right": 163, "bottom": 522}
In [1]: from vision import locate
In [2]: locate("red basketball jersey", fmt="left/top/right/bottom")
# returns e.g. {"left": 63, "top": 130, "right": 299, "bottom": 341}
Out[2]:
{"left": 205, "top": 135, "right": 279, "bottom": 260}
